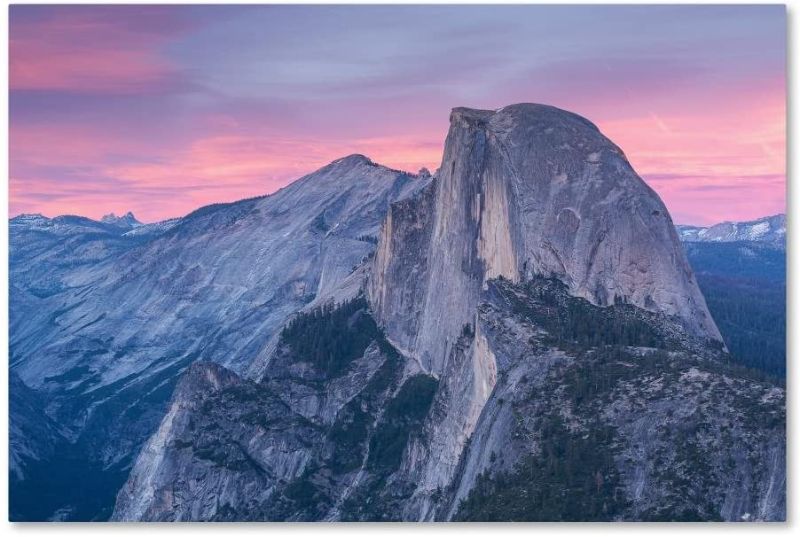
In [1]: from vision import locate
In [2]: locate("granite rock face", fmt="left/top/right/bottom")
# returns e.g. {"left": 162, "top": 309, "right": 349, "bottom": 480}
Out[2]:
{"left": 364, "top": 104, "right": 727, "bottom": 519}
{"left": 13, "top": 103, "right": 784, "bottom": 521}
{"left": 443, "top": 278, "right": 784, "bottom": 522}
{"left": 371, "top": 104, "right": 720, "bottom": 376}
{"left": 9, "top": 155, "right": 428, "bottom": 520}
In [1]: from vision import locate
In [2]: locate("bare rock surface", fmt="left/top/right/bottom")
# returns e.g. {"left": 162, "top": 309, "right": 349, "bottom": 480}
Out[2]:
{"left": 365, "top": 104, "right": 728, "bottom": 519}
{"left": 9, "top": 156, "right": 428, "bottom": 520}
{"left": 113, "top": 299, "right": 423, "bottom": 521}
{"left": 371, "top": 104, "right": 720, "bottom": 378}
{"left": 11, "top": 103, "right": 784, "bottom": 522}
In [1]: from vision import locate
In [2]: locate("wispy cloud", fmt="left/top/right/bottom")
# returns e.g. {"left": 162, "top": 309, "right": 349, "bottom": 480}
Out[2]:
{"left": 10, "top": 5, "right": 194, "bottom": 94}
{"left": 9, "top": 4, "right": 785, "bottom": 225}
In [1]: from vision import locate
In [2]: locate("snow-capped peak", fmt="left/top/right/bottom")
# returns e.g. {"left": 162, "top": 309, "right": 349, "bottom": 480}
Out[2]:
{"left": 675, "top": 214, "right": 785, "bottom": 245}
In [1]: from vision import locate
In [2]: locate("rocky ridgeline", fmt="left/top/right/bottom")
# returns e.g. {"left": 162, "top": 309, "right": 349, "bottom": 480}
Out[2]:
{"left": 10, "top": 104, "right": 784, "bottom": 521}
{"left": 677, "top": 214, "right": 785, "bottom": 246}
{"left": 111, "top": 105, "right": 783, "bottom": 521}
{"left": 9, "top": 155, "right": 429, "bottom": 520}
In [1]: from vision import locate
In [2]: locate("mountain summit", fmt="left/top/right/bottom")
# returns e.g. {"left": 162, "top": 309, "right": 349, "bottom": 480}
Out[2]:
{"left": 110, "top": 104, "right": 782, "bottom": 522}
{"left": 100, "top": 211, "right": 141, "bottom": 229}
{"left": 372, "top": 103, "right": 721, "bottom": 375}
{"left": 10, "top": 154, "right": 429, "bottom": 521}
{"left": 11, "top": 104, "right": 783, "bottom": 522}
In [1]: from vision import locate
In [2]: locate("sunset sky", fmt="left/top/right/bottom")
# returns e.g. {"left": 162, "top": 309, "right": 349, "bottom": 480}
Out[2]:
{"left": 9, "top": 4, "right": 785, "bottom": 225}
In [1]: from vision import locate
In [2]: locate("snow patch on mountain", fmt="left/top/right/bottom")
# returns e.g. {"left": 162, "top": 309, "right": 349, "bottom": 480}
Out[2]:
{"left": 676, "top": 214, "right": 785, "bottom": 246}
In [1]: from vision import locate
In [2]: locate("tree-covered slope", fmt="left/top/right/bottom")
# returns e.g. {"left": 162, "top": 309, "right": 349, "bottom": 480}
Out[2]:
{"left": 682, "top": 240, "right": 785, "bottom": 378}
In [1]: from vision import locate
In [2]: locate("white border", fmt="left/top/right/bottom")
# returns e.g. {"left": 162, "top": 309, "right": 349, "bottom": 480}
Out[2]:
{"left": 1, "top": 1, "right": 794, "bottom": 535}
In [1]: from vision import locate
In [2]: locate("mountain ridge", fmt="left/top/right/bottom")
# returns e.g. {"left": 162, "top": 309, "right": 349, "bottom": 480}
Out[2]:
{"left": 676, "top": 214, "right": 785, "bottom": 245}
{"left": 9, "top": 104, "right": 785, "bottom": 522}
{"left": 109, "top": 103, "right": 782, "bottom": 522}
{"left": 9, "top": 155, "right": 430, "bottom": 521}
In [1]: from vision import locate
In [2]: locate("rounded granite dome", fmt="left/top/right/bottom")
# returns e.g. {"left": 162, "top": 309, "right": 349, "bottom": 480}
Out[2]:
{"left": 372, "top": 102, "right": 722, "bottom": 371}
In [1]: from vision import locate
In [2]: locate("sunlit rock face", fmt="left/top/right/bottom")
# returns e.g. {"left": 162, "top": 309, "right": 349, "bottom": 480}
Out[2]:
{"left": 370, "top": 104, "right": 721, "bottom": 376}
{"left": 367, "top": 104, "right": 724, "bottom": 519}
{"left": 18, "top": 103, "right": 784, "bottom": 523}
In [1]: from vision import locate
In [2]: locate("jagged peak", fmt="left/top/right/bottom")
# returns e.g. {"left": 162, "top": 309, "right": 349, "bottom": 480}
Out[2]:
{"left": 101, "top": 211, "right": 141, "bottom": 227}
{"left": 310, "top": 153, "right": 416, "bottom": 181}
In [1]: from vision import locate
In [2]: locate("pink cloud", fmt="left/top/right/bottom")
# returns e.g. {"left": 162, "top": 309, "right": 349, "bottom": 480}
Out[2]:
{"left": 8, "top": 7, "right": 784, "bottom": 227}
{"left": 10, "top": 7, "right": 186, "bottom": 93}
{"left": 10, "top": 88, "right": 784, "bottom": 225}
{"left": 8, "top": 5, "right": 785, "bottom": 227}
{"left": 594, "top": 80, "right": 785, "bottom": 224}
{"left": 10, "top": 124, "right": 444, "bottom": 222}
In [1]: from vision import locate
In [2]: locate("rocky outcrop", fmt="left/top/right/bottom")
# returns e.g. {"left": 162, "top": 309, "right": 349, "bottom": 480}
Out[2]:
{"left": 113, "top": 299, "right": 429, "bottom": 521}
{"left": 445, "top": 278, "right": 785, "bottom": 522}
{"left": 100, "top": 211, "right": 142, "bottom": 230}
{"left": 371, "top": 104, "right": 720, "bottom": 375}
{"left": 367, "top": 104, "right": 725, "bottom": 518}
{"left": 9, "top": 155, "right": 429, "bottom": 521}
{"left": 111, "top": 362, "right": 244, "bottom": 521}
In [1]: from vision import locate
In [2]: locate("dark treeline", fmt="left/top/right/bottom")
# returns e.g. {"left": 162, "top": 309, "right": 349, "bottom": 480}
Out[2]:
{"left": 367, "top": 374, "right": 439, "bottom": 472}
{"left": 683, "top": 240, "right": 785, "bottom": 379}
{"left": 697, "top": 274, "right": 785, "bottom": 379}
{"left": 280, "top": 297, "right": 380, "bottom": 377}
{"left": 503, "top": 277, "right": 667, "bottom": 351}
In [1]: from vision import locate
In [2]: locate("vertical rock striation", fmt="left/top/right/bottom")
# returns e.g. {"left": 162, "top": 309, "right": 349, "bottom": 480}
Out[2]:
{"left": 106, "top": 103, "right": 782, "bottom": 522}
{"left": 368, "top": 103, "right": 724, "bottom": 519}
{"left": 371, "top": 104, "right": 720, "bottom": 376}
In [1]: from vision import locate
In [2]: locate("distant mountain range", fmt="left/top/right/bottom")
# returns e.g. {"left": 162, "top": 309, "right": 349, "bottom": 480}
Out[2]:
{"left": 14, "top": 208, "right": 786, "bottom": 250}
{"left": 676, "top": 214, "right": 785, "bottom": 246}
{"left": 675, "top": 214, "right": 786, "bottom": 379}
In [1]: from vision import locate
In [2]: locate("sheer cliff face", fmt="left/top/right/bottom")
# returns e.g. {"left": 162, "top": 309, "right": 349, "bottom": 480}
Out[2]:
{"left": 109, "top": 104, "right": 782, "bottom": 522}
{"left": 368, "top": 104, "right": 725, "bottom": 519}
{"left": 370, "top": 104, "right": 721, "bottom": 376}
{"left": 113, "top": 279, "right": 785, "bottom": 522}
